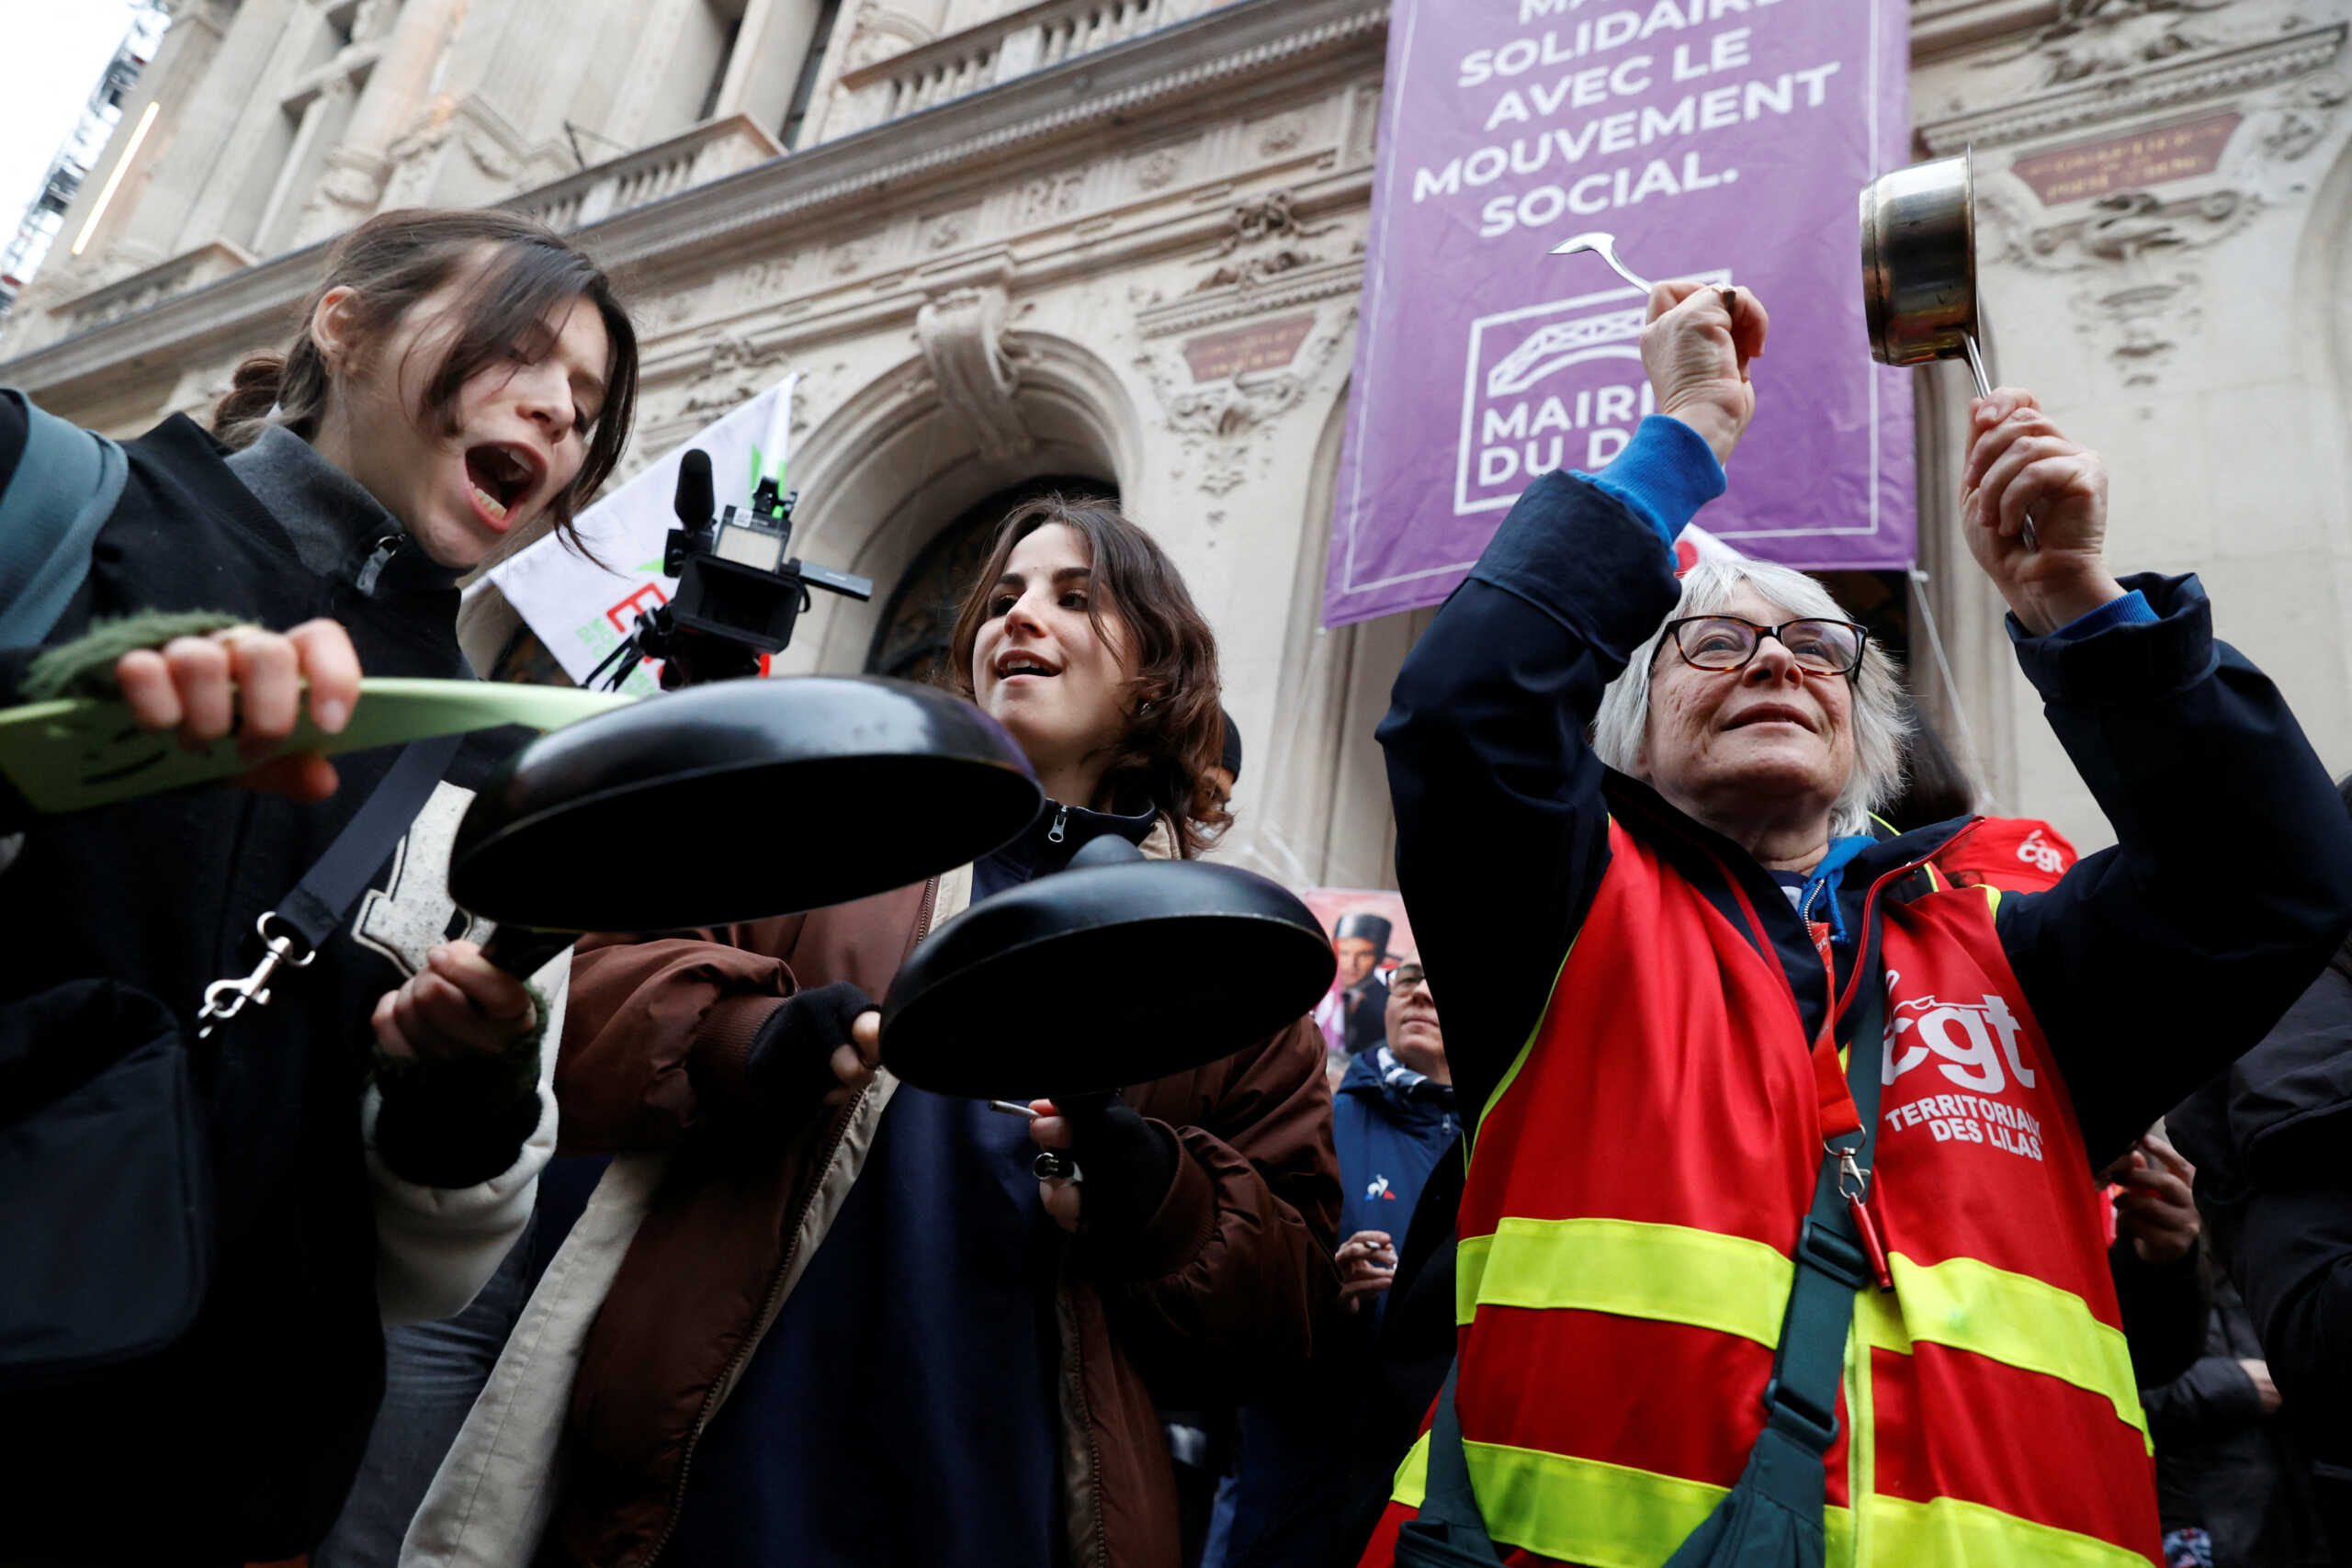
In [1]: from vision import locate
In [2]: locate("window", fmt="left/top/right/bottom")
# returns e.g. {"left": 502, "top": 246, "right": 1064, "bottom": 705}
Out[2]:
{"left": 780, "top": 0, "right": 844, "bottom": 149}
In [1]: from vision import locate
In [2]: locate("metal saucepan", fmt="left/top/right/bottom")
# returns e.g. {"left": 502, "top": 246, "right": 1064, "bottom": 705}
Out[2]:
{"left": 1860, "top": 152, "right": 2037, "bottom": 547}
{"left": 880, "top": 851, "right": 1337, "bottom": 1100}
{"left": 449, "top": 674, "right": 1042, "bottom": 975}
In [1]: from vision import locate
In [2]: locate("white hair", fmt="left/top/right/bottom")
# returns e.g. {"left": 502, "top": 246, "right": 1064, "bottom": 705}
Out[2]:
{"left": 1591, "top": 558, "right": 1911, "bottom": 840}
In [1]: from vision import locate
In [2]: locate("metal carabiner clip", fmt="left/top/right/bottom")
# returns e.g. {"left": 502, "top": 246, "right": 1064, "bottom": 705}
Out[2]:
{"left": 1826, "top": 1137, "right": 1869, "bottom": 1201}
{"left": 196, "top": 912, "right": 318, "bottom": 1040}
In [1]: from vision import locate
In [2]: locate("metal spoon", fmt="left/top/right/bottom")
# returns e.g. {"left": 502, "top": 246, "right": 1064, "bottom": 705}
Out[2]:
{"left": 1550, "top": 231, "right": 1736, "bottom": 312}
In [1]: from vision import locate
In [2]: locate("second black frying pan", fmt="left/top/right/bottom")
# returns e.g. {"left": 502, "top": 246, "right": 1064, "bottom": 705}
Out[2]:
{"left": 881, "top": 854, "right": 1337, "bottom": 1099}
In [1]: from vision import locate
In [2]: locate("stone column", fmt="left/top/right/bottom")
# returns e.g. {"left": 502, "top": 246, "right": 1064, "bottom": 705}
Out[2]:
{"left": 98, "top": 0, "right": 293, "bottom": 272}
{"left": 290, "top": 0, "right": 464, "bottom": 245}
{"left": 713, "top": 0, "right": 831, "bottom": 133}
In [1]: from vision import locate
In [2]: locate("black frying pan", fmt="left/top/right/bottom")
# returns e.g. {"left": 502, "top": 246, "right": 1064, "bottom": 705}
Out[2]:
{"left": 880, "top": 849, "right": 1336, "bottom": 1099}
{"left": 449, "top": 675, "right": 1041, "bottom": 973}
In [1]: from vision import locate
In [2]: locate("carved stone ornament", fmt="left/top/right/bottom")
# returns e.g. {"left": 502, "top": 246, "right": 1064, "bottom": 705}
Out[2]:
{"left": 916, "top": 286, "right": 1032, "bottom": 463}
{"left": 681, "top": 336, "right": 786, "bottom": 417}
{"left": 1207, "top": 190, "right": 1338, "bottom": 259}
{"left": 2007, "top": 0, "right": 2233, "bottom": 88}
{"left": 920, "top": 205, "right": 979, "bottom": 253}
{"left": 1191, "top": 189, "right": 1342, "bottom": 293}
{"left": 1133, "top": 145, "right": 1188, "bottom": 191}
{"left": 1984, "top": 184, "right": 2256, "bottom": 387}
{"left": 1254, "top": 109, "right": 1312, "bottom": 157}
{"left": 1997, "top": 186, "right": 2264, "bottom": 271}
{"left": 1132, "top": 303, "right": 1354, "bottom": 494}
{"left": 843, "top": 2, "right": 929, "bottom": 72}
{"left": 2264, "top": 72, "right": 2351, "bottom": 161}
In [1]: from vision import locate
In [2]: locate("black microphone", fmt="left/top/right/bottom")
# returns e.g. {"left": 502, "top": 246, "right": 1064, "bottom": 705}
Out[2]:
{"left": 673, "top": 448, "right": 714, "bottom": 528}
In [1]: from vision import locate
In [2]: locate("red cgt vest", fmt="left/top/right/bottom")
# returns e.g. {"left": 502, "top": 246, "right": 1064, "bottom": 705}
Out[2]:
{"left": 1365, "top": 819, "right": 2159, "bottom": 1568}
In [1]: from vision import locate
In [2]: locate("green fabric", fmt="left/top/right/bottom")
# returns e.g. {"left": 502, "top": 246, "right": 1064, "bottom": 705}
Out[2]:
{"left": 19, "top": 610, "right": 244, "bottom": 700}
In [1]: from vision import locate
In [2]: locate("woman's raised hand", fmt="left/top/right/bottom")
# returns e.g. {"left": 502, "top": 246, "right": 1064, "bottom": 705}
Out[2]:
{"left": 1640, "top": 280, "right": 1769, "bottom": 468}
{"left": 113, "top": 618, "right": 361, "bottom": 801}
{"left": 1960, "top": 389, "right": 2127, "bottom": 636}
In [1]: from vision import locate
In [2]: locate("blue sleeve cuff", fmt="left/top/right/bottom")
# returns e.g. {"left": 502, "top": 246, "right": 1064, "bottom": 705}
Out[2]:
{"left": 2049, "top": 588, "right": 2156, "bottom": 641}
{"left": 1584, "top": 416, "right": 1726, "bottom": 548}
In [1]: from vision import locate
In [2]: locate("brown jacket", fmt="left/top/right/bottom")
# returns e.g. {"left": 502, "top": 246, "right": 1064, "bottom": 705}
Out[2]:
{"left": 549, "top": 871, "right": 1342, "bottom": 1568}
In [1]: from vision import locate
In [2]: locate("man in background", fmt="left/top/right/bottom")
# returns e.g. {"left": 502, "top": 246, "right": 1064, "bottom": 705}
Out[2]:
{"left": 1209, "top": 963, "right": 1458, "bottom": 1567}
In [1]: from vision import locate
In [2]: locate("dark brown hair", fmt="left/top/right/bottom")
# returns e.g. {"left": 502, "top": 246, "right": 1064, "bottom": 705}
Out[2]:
{"left": 946, "top": 494, "right": 1229, "bottom": 858}
{"left": 212, "top": 209, "right": 639, "bottom": 546}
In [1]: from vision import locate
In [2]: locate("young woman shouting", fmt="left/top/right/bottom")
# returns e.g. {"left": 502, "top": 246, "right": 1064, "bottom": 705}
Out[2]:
{"left": 0, "top": 209, "right": 637, "bottom": 1564}
{"left": 406, "top": 495, "right": 1340, "bottom": 1568}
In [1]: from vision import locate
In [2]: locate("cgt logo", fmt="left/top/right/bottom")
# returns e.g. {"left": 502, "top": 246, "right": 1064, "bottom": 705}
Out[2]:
{"left": 1882, "top": 972, "right": 2039, "bottom": 1097}
{"left": 2016, "top": 828, "right": 2065, "bottom": 874}
{"left": 1453, "top": 270, "right": 1728, "bottom": 516}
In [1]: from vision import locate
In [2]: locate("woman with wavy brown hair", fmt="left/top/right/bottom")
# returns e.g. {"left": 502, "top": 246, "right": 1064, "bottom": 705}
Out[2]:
{"left": 407, "top": 494, "right": 1340, "bottom": 1568}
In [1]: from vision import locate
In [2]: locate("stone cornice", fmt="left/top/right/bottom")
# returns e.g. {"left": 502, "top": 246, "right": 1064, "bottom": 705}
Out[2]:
{"left": 0, "top": 0, "right": 1386, "bottom": 400}
{"left": 1918, "top": 22, "right": 2348, "bottom": 153}
{"left": 1908, "top": 0, "right": 2059, "bottom": 62}
{"left": 1136, "top": 254, "right": 1366, "bottom": 339}
{"left": 578, "top": 0, "right": 1387, "bottom": 270}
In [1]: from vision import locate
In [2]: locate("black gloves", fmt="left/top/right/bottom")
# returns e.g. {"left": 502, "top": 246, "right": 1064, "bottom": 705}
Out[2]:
{"left": 742, "top": 980, "right": 877, "bottom": 1115}
{"left": 1060, "top": 1093, "right": 1180, "bottom": 1241}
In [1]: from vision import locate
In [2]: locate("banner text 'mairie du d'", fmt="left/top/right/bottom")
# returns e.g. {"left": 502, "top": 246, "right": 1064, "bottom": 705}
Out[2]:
{"left": 1418, "top": 0, "right": 1847, "bottom": 240}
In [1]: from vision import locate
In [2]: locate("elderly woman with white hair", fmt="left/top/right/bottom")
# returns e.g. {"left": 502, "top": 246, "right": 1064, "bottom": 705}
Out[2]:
{"left": 1361, "top": 281, "right": 2352, "bottom": 1568}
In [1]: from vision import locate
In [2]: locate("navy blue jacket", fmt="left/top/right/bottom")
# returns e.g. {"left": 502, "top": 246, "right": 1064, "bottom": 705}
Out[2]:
{"left": 1379, "top": 424, "right": 2352, "bottom": 1172}
{"left": 1331, "top": 1047, "right": 1459, "bottom": 1294}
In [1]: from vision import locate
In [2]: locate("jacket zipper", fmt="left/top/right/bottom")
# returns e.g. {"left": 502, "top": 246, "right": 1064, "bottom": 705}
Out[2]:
{"left": 355, "top": 535, "right": 400, "bottom": 594}
{"left": 628, "top": 875, "right": 945, "bottom": 1568}
{"left": 1056, "top": 1269, "right": 1112, "bottom": 1568}
{"left": 1046, "top": 803, "right": 1069, "bottom": 843}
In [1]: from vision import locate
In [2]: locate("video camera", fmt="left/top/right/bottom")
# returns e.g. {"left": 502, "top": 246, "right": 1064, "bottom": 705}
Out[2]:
{"left": 586, "top": 446, "right": 872, "bottom": 691}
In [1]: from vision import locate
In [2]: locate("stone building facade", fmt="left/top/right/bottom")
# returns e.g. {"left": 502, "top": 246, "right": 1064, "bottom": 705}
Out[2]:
{"left": 4, "top": 0, "right": 2347, "bottom": 882}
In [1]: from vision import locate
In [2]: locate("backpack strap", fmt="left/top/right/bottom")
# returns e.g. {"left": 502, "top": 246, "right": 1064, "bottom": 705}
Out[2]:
{"left": 0, "top": 395, "right": 130, "bottom": 646}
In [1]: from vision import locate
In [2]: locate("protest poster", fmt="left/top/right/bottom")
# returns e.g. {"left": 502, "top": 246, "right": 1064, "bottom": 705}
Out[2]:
{"left": 1326, "top": 0, "right": 1916, "bottom": 627}
{"left": 487, "top": 374, "right": 800, "bottom": 692}
{"left": 1300, "top": 888, "right": 1419, "bottom": 1066}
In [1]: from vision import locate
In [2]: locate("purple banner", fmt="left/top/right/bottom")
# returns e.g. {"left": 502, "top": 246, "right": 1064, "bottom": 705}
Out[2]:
{"left": 1327, "top": 0, "right": 1916, "bottom": 627}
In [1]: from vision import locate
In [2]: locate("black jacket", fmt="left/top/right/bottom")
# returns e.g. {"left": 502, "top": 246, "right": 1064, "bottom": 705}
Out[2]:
{"left": 0, "top": 398, "right": 533, "bottom": 1562}
{"left": 2173, "top": 963, "right": 2352, "bottom": 1553}
{"left": 2143, "top": 1273, "right": 2333, "bottom": 1565}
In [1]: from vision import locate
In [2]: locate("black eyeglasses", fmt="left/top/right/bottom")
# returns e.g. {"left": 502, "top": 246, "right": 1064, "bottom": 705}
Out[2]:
{"left": 1656, "top": 615, "right": 1869, "bottom": 677}
{"left": 1391, "top": 966, "right": 1427, "bottom": 997}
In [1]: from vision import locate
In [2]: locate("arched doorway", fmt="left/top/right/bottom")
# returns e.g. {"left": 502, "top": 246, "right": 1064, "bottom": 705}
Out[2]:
{"left": 863, "top": 473, "right": 1117, "bottom": 685}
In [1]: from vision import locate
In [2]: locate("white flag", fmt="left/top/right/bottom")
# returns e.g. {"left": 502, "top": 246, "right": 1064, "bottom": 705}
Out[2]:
{"left": 487, "top": 373, "right": 800, "bottom": 691}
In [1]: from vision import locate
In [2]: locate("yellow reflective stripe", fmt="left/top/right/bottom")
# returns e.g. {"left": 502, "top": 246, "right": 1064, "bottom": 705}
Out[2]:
{"left": 1394, "top": 1423, "right": 2140, "bottom": 1567}
{"left": 1470, "top": 1440, "right": 1857, "bottom": 1568}
{"left": 1454, "top": 1222, "right": 2147, "bottom": 1449}
{"left": 1455, "top": 1217, "right": 1792, "bottom": 1344}
{"left": 1982, "top": 883, "right": 2002, "bottom": 917}
{"left": 1394, "top": 1429, "right": 1429, "bottom": 1507}
{"left": 1846, "top": 1305, "right": 1876, "bottom": 1568}
{"left": 1860, "top": 1253, "right": 2151, "bottom": 1448}
{"left": 1871, "top": 1493, "right": 2154, "bottom": 1568}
